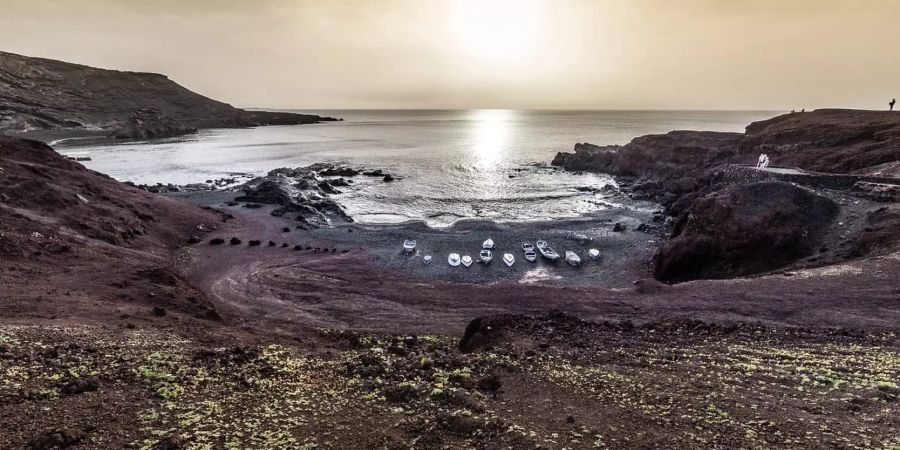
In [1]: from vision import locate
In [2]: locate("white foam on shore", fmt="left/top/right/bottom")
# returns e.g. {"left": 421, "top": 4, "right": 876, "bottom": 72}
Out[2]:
{"left": 794, "top": 264, "right": 863, "bottom": 279}
{"left": 519, "top": 267, "right": 562, "bottom": 284}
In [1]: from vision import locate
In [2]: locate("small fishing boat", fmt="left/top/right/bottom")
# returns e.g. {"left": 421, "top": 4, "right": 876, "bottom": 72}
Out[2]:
{"left": 423, "top": 255, "right": 432, "bottom": 265}
{"left": 565, "top": 251, "right": 581, "bottom": 266}
{"left": 588, "top": 249, "right": 600, "bottom": 260}
{"left": 524, "top": 249, "right": 537, "bottom": 262}
{"left": 403, "top": 239, "right": 416, "bottom": 253}
{"left": 482, "top": 238, "right": 495, "bottom": 249}
{"left": 479, "top": 249, "right": 493, "bottom": 264}
{"left": 63, "top": 152, "right": 92, "bottom": 162}
{"left": 448, "top": 253, "right": 461, "bottom": 267}
{"left": 503, "top": 253, "right": 515, "bottom": 267}
{"left": 461, "top": 255, "right": 473, "bottom": 267}
{"left": 535, "top": 240, "right": 548, "bottom": 249}
{"left": 538, "top": 245, "right": 560, "bottom": 261}
{"left": 522, "top": 242, "right": 534, "bottom": 252}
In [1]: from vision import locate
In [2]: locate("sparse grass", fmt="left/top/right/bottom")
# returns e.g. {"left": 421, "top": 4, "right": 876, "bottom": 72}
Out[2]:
{"left": 1, "top": 323, "right": 898, "bottom": 449}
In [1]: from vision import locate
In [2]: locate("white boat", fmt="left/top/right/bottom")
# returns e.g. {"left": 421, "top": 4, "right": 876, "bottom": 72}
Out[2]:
{"left": 63, "top": 152, "right": 92, "bottom": 162}
{"left": 524, "top": 249, "right": 537, "bottom": 262}
{"left": 538, "top": 245, "right": 560, "bottom": 261}
{"left": 479, "top": 249, "right": 493, "bottom": 264}
{"left": 535, "top": 240, "right": 548, "bottom": 249}
{"left": 565, "top": 251, "right": 581, "bottom": 266}
{"left": 588, "top": 249, "right": 600, "bottom": 260}
{"left": 522, "top": 242, "right": 534, "bottom": 252}
{"left": 461, "top": 255, "right": 473, "bottom": 267}
{"left": 482, "top": 238, "right": 495, "bottom": 249}
{"left": 403, "top": 239, "right": 416, "bottom": 253}
{"left": 448, "top": 253, "right": 461, "bottom": 267}
{"left": 423, "top": 255, "right": 432, "bottom": 265}
{"left": 503, "top": 253, "right": 515, "bottom": 267}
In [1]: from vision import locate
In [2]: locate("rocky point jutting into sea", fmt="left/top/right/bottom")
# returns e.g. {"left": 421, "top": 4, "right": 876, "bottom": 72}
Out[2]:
{"left": 0, "top": 50, "right": 337, "bottom": 140}
{"left": 552, "top": 109, "right": 900, "bottom": 282}
{"left": 2, "top": 53, "right": 900, "bottom": 449}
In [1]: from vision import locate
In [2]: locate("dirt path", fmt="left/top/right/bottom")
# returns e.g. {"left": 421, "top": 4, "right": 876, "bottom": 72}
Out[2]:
{"left": 188, "top": 209, "right": 900, "bottom": 335}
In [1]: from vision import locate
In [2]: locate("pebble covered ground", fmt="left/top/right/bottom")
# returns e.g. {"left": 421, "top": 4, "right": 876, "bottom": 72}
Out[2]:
{"left": 2, "top": 314, "right": 898, "bottom": 449}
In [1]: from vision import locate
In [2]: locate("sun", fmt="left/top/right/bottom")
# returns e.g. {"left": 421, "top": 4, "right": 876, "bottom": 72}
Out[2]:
{"left": 449, "top": 0, "right": 545, "bottom": 67}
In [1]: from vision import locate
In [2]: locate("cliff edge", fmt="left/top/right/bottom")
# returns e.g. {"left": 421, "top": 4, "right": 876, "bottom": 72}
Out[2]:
{"left": 0, "top": 51, "right": 336, "bottom": 138}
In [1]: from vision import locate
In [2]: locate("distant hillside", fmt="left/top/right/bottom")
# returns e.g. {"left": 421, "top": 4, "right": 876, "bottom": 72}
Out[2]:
{"left": 0, "top": 51, "right": 334, "bottom": 138}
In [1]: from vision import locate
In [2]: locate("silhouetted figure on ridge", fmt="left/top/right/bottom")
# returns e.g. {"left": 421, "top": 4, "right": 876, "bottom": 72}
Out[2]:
{"left": 891, "top": 98, "right": 896, "bottom": 111}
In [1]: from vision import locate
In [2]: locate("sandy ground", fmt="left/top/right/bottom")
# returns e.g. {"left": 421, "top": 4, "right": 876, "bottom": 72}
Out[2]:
{"left": 174, "top": 196, "right": 900, "bottom": 336}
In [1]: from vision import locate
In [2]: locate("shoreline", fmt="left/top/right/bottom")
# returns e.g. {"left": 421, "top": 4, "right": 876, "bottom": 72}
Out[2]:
{"left": 172, "top": 188, "right": 666, "bottom": 289}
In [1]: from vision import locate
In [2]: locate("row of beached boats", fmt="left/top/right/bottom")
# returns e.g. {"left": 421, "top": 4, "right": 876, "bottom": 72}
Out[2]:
{"left": 403, "top": 238, "right": 600, "bottom": 268}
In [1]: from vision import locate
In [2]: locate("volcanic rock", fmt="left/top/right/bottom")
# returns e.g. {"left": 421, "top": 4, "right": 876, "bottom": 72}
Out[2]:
{"left": 107, "top": 109, "right": 197, "bottom": 139}
{"left": 653, "top": 182, "right": 838, "bottom": 282}
{"left": 0, "top": 50, "right": 336, "bottom": 137}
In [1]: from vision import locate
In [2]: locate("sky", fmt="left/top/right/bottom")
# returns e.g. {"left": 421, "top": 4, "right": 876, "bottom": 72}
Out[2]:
{"left": 1, "top": 0, "right": 898, "bottom": 110}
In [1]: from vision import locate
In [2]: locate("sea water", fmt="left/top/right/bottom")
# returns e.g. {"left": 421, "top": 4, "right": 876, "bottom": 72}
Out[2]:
{"left": 57, "top": 109, "right": 778, "bottom": 227}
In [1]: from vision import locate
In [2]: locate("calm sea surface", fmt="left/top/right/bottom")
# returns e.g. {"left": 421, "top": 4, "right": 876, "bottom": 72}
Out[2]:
{"left": 58, "top": 110, "right": 779, "bottom": 226}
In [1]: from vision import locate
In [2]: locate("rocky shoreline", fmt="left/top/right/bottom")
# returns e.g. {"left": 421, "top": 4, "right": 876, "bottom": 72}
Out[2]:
{"left": 3, "top": 116, "right": 900, "bottom": 449}
{"left": 552, "top": 109, "right": 900, "bottom": 282}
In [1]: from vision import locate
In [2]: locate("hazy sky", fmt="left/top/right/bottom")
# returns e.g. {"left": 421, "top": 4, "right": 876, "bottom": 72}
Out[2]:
{"left": 2, "top": 0, "right": 898, "bottom": 110}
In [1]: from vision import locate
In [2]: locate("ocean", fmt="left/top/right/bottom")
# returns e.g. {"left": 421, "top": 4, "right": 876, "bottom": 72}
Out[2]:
{"left": 57, "top": 109, "right": 779, "bottom": 227}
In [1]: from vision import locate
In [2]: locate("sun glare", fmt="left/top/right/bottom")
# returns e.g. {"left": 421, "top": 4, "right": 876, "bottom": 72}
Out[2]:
{"left": 449, "top": 0, "right": 545, "bottom": 67}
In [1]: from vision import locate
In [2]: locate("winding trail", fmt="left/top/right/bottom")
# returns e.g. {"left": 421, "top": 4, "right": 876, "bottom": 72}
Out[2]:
{"left": 187, "top": 209, "right": 900, "bottom": 335}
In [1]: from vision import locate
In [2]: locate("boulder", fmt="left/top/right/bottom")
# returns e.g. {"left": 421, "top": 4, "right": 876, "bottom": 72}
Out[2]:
{"left": 235, "top": 180, "right": 295, "bottom": 206}
{"left": 27, "top": 428, "right": 86, "bottom": 450}
{"left": 319, "top": 166, "right": 360, "bottom": 177}
{"left": 653, "top": 182, "right": 838, "bottom": 282}
{"left": 59, "top": 376, "right": 99, "bottom": 395}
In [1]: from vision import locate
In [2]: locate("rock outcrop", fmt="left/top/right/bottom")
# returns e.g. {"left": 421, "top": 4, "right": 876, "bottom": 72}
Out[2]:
{"left": 107, "top": 109, "right": 197, "bottom": 139}
{"left": 554, "top": 110, "right": 900, "bottom": 180}
{"left": 234, "top": 164, "right": 378, "bottom": 227}
{"left": 653, "top": 182, "right": 839, "bottom": 282}
{"left": 0, "top": 50, "right": 337, "bottom": 138}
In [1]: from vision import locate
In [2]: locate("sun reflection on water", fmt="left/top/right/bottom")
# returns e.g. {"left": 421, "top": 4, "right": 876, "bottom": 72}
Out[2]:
{"left": 468, "top": 109, "right": 514, "bottom": 171}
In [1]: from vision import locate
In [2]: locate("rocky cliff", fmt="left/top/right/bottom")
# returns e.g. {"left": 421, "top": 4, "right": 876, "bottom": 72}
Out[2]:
{"left": 553, "top": 109, "right": 900, "bottom": 182}
{"left": 552, "top": 109, "right": 900, "bottom": 282}
{"left": 0, "top": 51, "right": 336, "bottom": 138}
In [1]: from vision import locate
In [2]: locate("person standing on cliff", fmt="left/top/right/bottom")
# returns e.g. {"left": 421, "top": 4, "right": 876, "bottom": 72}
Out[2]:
{"left": 891, "top": 98, "right": 896, "bottom": 111}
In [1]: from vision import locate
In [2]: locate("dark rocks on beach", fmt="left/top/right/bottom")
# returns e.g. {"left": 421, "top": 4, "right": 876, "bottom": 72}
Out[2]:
{"left": 612, "top": 222, "right": 626, "bottom": 232}
{"left": 653, "top": 182, "right": 838, "bottom": 282}
{"left": 235, "top": 167, "right": 355, "bottom": 227}
{"left": 319, "top": 166, "right": 360, "bottom": 177}
{"left": 383, "top": 174, "right": 395, "bottom": 182}
{"left": 330, "top": 178, "right": 351, "bottom": 187}
{"left": 236, "top": 180, "right": 294, "bottom": 206}
{"left": 363, "top": 169, "right": 384, "bottom": 177}
{"left": 248, "top": 240, "right": 261, "bottom": 246}
{"left": 151, "top": 306, "right": 167, "bottom": 317}
{"left": 268, "top": 241, "right": 276, "bottom": 247}
{"left": 317, "top": 181, "right": 341, "bottom": 194}
{"left": 282, "top": 227, "right": 291, "bottom": 232}
{"left": 229, "top": 237, "right": 241, "bottom": 245}
{"left": 209, "top": 238, "right": 225, "bottom": 245}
